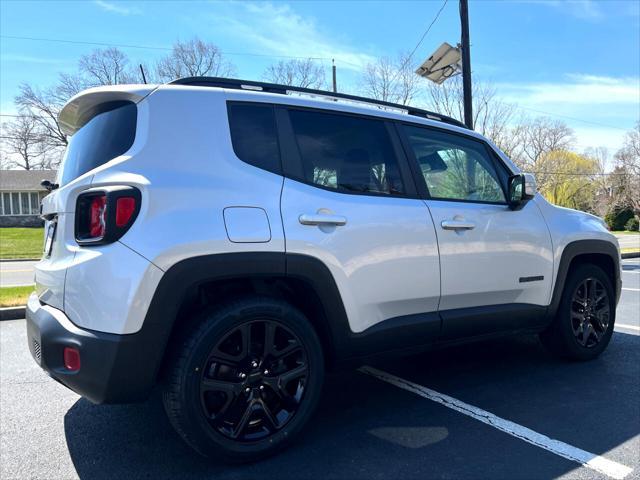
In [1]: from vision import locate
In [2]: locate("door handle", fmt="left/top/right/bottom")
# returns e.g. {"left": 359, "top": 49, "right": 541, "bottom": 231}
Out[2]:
{"left": 441, "top": 220, "right": 475, "bottom": 231}
{"left": 299, "top": 214, "right": 347, "bottom": 226}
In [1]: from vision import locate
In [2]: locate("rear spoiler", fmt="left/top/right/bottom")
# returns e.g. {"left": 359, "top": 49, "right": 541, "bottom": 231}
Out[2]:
{"left": 58, "top": 85, "right": 158, "bottom": 136}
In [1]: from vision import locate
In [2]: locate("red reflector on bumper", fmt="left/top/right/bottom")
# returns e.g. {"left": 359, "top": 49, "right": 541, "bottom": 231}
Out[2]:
{"left": 63, "top": 347, "right": 81, "bottom": 371}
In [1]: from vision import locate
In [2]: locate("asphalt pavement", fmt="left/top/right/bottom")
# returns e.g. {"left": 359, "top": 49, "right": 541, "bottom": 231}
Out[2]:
{"left": 0, "top": 260, "right": 36, "bottom": 288}
{"left": 1, "top": 259, "right": 639, "bottom": 480}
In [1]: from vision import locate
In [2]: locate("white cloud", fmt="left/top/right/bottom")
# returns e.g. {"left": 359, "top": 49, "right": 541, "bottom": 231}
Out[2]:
{"left": 94, "top": 0, "right": 141, "bottom": 16}
{"left": 1, "top": 54, "right": 67, "bottom": 65}
{"left": 205, "top": 2, "right": 376, "bottom": 71}
{"left": 493, "top": 74, "right": 638, "bottom": 154}
{"left": 572, "top": 126, "right": 627, "bottom": 158}
{"left": 496, "top": 74, "right": 639, "bottom": 106}
{"left": 517, "top": 0, "right": 603, "bottom": 21}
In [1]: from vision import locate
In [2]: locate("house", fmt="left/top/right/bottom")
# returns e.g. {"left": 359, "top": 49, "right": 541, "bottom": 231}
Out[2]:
{"left": 0, "top": 170, "right": 56, "bottom": 227}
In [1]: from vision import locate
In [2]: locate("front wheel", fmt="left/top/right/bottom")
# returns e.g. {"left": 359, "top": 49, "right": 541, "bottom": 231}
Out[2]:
{"left": 162, "top": 296, "right": 324, "bottom": 463}
{"left": 540, "top": 264, "right": 616, "bottom": 361}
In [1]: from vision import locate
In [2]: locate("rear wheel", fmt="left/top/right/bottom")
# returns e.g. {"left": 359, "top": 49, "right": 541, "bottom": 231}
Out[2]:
{"left": 540, "top": 264, "right": 615, "bottom": 361}
{"left": 163, "top": 296, "right": 324, "bottom": 462}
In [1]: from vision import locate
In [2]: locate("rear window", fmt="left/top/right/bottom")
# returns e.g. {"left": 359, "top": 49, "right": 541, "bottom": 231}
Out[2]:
{"left": 58, "top": 102, "right": 137, "bottom": 186}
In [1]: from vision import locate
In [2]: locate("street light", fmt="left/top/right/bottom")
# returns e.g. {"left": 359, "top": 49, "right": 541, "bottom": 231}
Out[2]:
{"left": 414, "top": 42, "right": 461, "bottom": 84}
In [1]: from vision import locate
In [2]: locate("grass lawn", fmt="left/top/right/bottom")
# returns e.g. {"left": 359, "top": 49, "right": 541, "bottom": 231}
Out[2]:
{"left": 0, "top": 228, "right": 43, "bottom": 259}
{"left": 612, "top": 231, "right": 640, "bottom": 235}
{"left": 0, "top": 285, "right": 34, "bottom": 307}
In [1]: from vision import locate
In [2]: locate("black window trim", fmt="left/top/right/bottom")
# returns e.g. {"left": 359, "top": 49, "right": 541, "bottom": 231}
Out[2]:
{"left": 225, "top": 99, "right": 515, "bottom": 205}
{"left": 278, "top": 104, "right": 420, "bottom": 200}
{"left": 396, "top": 120, "right": 513, "bottom": 206}
{"left": 226, "top": 101, "right": 284, "bottom": 175}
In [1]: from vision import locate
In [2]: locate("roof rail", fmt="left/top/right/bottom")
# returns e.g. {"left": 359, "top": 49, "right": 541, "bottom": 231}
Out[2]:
{"left": 169, "top": 77, "right": 468, "bottom": 129}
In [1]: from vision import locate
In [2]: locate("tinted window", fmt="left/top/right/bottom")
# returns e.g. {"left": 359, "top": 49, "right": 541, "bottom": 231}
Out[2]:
{"left": 228, "top": 103, "right": 281, "bottom": 173}
{"left": 59, "top": 102, "right": 137, "bottom": 186}
{"left": 288, "top": 109, "right": 405, "bottom": 195}
{"left": 403, "top": 125, "right": 506, "bottom": 203}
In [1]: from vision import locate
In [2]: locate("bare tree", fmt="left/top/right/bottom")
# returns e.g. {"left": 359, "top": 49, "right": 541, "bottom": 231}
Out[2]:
{"left": 156, "top": 38, "right": 236, "bottom": 82}
{"left": 263, "top": 59, "right": 326, "bottom": 89}
{"left": 394, "top": 53, "right": 420, "bottom": 105}
{"left": 1, "top": 116, "right": 47, "bottom": 170}
{"left": 15, "top": 84, "right": 68, "bottom": 150}
{"left": 12, "top": 47, "right": 139, "bottom": 164}
{"left": 426, "top": 75, "right": 518, "bottom": 148}
{"left": 79, "top": 47, "right": 136, "bottom": 86}
{"left": 360, "top": 53, "right": 420, "bottom": 105}
{"left": 613, "top": 123, "right": 640, "bottom": 213}
{"left": 517, "top": 117, "right": 575, "bottom": 169}
{"left": 0, "top": 150, "right": 11, "bottom": 170}
{"left": 615, "top": 122, "right": 640, "bottom": 176}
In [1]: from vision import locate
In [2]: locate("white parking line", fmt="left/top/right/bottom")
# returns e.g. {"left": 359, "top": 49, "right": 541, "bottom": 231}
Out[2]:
{"left": 360, "top": 366, "right": 633, "bottom": 480}
{"left": 621, "top": 288, "right": 640, "bottom": 292}
{"left": 615, "top": 323, "right": 640, "bottom": 332}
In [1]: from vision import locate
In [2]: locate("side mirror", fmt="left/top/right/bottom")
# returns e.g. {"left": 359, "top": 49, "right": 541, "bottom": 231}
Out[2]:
{"left": 508, "top": 173, "right": 536, "bottom": 209}
{"left": 40, "top": 180, "right": 58, "bottom": 192}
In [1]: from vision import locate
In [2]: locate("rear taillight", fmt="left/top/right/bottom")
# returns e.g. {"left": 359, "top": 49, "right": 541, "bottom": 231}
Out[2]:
{"left": 75, "top": 186, "right": 141, "bottom": 245}
{"left": 115, "top": 197, "right": 136, "bottom": 227}
{"left": 89, "top": 195, "right": 107, "bottom": 238}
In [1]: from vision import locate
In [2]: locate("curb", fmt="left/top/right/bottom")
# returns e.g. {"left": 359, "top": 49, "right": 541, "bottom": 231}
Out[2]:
{"left": 621, "top": 252, "right": 640, "bottom": 259}
{"left": 0, "top": 258, "right": 40, "bottom": 262}
{"left": 0, "top": 306, "right": 25, "bottom": 321}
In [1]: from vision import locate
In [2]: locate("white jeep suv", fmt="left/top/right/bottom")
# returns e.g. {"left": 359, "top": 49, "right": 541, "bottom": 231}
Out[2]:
{"left": 26, "top": 77, "right": 621, "bottom": 462}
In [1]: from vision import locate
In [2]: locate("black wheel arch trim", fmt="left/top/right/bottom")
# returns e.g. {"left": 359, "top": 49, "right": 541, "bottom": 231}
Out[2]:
{"left": 132, "top": 241, "right": 619, "bottom": 401}
{"left": 548, "top": 239, "right": 621, "bottom": 320}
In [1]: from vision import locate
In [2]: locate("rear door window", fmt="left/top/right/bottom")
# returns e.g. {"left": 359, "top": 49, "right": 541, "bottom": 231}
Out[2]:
{"left": 288, "top": 109, "right": 405, "bottom": 196}
{"left": 58, "top": 102, "right": 137, "bottom": 186}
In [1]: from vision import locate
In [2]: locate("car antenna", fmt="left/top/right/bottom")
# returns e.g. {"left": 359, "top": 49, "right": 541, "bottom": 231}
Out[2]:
{"left": 139, "top": 64, "right": 147, "bottom": 84}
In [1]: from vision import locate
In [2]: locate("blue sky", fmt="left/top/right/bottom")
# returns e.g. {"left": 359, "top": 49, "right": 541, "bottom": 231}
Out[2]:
{"left": 1, "top": 0, "right": 639, "bottom": 159}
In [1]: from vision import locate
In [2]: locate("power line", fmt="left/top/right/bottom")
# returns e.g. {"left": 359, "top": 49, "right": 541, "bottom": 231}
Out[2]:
{"left": 514, "top": 105, "right": 630, "bottom": 132}
{"left": 389, "top": 0, "right": 449, "bottom": 87}
{"left": 0, "top": 34, "right": 633, "bottom": 131}
{"left": 0, "top": 34, "right": 357, "bottom": 65}
{"left": 530, "top": 171, "right": 638, "bottom": 176}
{"left": 1, "top": 35, "right": 171, "bottom": 51}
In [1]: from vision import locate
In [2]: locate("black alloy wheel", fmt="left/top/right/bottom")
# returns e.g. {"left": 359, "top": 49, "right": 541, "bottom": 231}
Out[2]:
{"left": 163, "top": 296, "right": 324, "bottom": 462}
{"left": 539, "top": 263, "right": 615, "bottom": 361}
{"left": 199, "top": 320, "right": 309, "bottom": 441}
{"left": 570, "top": 277, "right": 610, "bottom": 348}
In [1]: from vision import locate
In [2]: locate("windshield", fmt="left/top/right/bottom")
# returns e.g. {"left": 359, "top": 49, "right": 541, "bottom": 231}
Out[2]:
{"left": 58, "top": 102, "right": 137, "bottom": 186}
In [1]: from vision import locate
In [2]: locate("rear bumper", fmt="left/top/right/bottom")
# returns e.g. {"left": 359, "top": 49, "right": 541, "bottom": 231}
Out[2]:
{"left": 25, "top": 293, "right": 160, "bottom": 404}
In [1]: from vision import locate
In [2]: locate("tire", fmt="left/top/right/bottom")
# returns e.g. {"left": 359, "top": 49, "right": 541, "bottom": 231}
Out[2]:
{"left": 540, "top": 264, "right": 615, "bottom": 361}
{"left": 162, "top": 296, "right": 324, "bottom": 463}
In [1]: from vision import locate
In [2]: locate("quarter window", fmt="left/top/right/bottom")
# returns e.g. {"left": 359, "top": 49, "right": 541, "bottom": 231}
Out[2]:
{"left": 227, "top": 103, "right": 281, "bottom": 174}
{"left": 288, "top": 109, "right": 405, "bottom": 196}
{"left": 402, "top": 125, "right": 506, "bottom": 203}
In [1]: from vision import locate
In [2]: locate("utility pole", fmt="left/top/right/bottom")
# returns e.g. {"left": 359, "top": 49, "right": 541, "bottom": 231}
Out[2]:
{"left": 332, "top": 59, "right": 337, "bottom": 93}
{"left": 459, "top": 0, "right": 473, "bottom": 129}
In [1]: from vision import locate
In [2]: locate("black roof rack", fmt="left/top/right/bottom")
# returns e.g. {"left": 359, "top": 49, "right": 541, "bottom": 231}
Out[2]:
{"left": 169, "top": 77, "right": 468, "bottom": 129}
